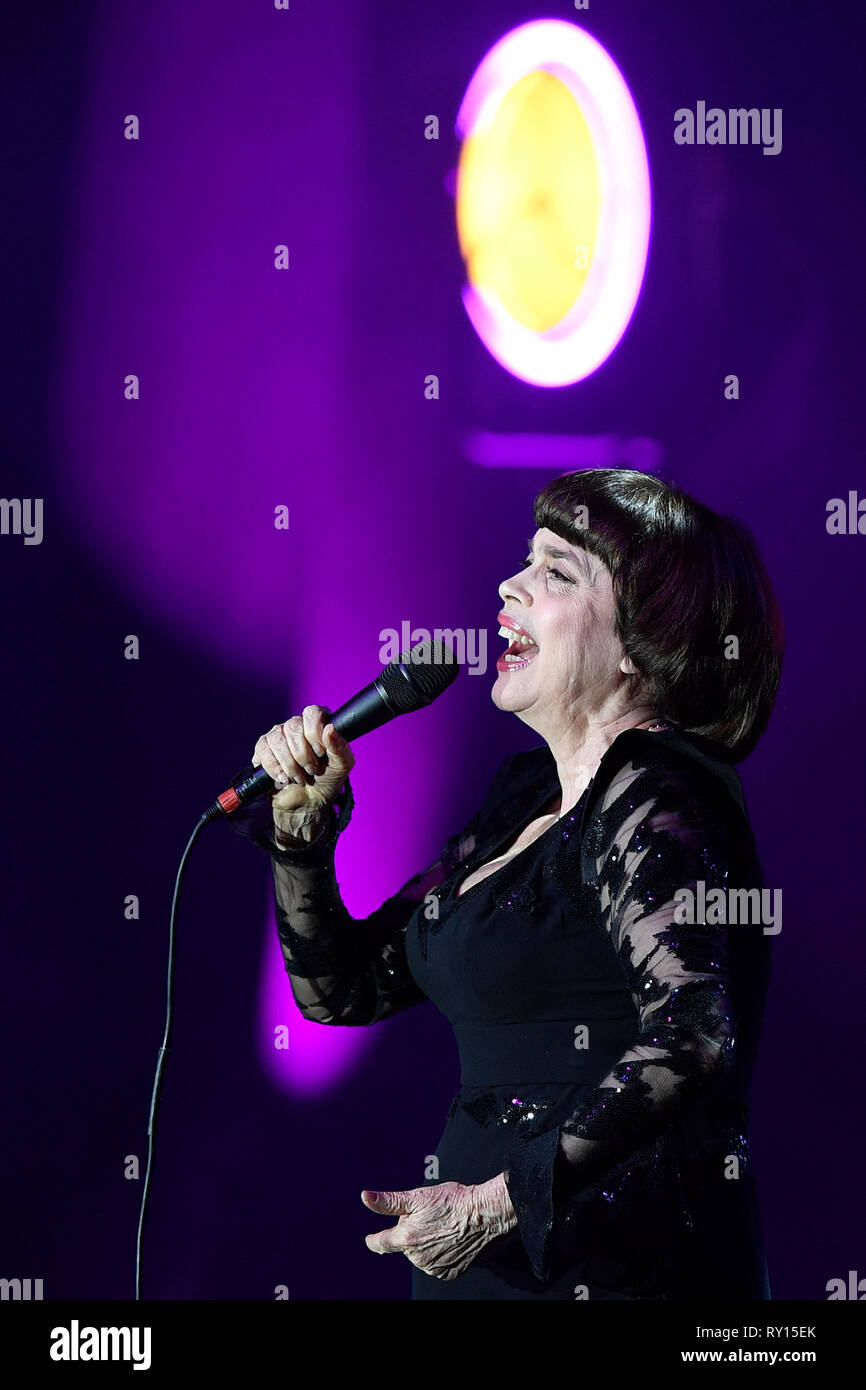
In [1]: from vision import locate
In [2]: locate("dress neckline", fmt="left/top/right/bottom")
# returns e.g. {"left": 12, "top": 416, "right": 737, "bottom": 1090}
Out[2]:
{"left": 447, "top": 725, "right": 677, "bottom": 905}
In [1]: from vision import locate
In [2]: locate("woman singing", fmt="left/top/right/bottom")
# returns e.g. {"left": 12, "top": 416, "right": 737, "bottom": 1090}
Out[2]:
{"left": 232, "top": 468, "right": 784, "bottom": 1301}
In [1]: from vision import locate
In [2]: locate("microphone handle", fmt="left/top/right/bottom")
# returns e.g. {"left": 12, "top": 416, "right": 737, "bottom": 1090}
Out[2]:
{"left": 327, "top": 675, "right": 397, "bottom": 741}
{"left": 205, "top": 676, "right": 399, "bottom": 819}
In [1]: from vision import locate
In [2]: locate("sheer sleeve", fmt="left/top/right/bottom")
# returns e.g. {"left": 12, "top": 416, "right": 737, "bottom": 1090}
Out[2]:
{"left": 502, "top": 757, "right": 742, "bottom": 1282}
{"left": 226, "top": 769, "right": 486, "bottom": 1027}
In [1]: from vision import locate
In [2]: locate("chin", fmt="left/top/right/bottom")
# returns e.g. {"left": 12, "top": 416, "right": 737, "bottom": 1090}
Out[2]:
{"left": 490, "top": 674, "right": 507, "bottom": 709}
{"left": 491, "top": 671, "right": 531, "bottom": 711}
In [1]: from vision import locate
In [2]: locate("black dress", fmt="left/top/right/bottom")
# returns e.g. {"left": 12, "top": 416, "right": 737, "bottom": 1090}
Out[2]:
{"left": 231, "top": 725, "right": 773, "bottom": 1301}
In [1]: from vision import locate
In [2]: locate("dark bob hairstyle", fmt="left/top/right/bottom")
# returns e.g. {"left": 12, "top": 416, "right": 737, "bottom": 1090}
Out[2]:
{"left": 533, "top": 469, "right": 784, "bottom": 762}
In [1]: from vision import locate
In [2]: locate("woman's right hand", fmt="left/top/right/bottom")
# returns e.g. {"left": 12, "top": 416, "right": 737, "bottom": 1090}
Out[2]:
{"left": 251, "top": 704, "right": 355, "bottom": 841}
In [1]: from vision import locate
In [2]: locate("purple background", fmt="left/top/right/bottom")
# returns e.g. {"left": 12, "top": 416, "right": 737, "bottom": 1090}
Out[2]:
{"left": 2, "top": 0, "right": 864, "bottom": 1299}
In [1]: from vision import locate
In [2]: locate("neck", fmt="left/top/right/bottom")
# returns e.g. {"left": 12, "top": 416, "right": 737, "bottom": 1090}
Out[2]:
{"left": 543, "top": 708, "right": 665, "bottom": 818}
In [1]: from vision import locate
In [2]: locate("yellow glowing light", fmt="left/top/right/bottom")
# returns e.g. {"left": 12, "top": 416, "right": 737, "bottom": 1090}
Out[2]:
{"left": 456, "top": 69, "right": 601, "bottom": 333}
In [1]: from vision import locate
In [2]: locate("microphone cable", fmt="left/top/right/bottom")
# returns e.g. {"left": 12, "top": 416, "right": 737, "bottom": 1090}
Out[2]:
{"left": 135, "top": 812, "right": 210, "bottom": 1301}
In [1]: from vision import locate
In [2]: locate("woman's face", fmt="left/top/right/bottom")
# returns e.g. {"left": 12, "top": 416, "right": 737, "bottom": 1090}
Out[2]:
{"left": 492, "top": 526, "right": 634, "bottom": 733}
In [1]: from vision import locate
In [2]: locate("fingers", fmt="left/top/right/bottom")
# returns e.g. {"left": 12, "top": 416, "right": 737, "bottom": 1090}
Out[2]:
{"left": 302, "top": 705, "right": 330, "bottom": 759}
{"left": 252, "top": 726, "right": 295, "bottom": 783}
{"left": 361, "top": 1189, "right": 418, "bottom": 1216}
{"left": 290, "top": 705, "right": 344, "bottom": 778}
{"left": 251, "top": 706, "right": 326, "bottom": 783}
{"left": 365, "top": 1230, "right": 402, "bottom": 1256}
{"left": 320, "top": 720, "right": 354, "bottom": 775}
{"left": 251, "top": 705, "right": 354, "bottom": 786}
{"left": 361, "top": 1183, "right": 482, "bottom": 1279}
{"left": 283, "top": 714, "right": 319, "bottom": 780}
{"left": 362, "top": 1189, "right": 404, "bottom": 1256}
{"left": 361, "top": 1187, "right": 427, "bottom": 1254}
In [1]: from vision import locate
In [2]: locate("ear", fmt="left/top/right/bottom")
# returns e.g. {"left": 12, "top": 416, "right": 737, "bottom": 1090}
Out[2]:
{"left": 619, "top": 654, "right": 639, "bottom": 676}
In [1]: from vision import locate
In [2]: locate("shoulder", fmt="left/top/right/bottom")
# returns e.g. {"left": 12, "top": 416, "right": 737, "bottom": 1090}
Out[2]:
{"left": 582, "top": 729, "right": 754, "bottom": 868}
{"left": 589, "top": 728, "right": 746, "bottom": 820}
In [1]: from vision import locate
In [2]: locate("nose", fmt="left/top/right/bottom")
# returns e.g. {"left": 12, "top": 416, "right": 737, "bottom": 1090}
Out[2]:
{"left": 498, "top": 564, "right": 532, "bottom": 606}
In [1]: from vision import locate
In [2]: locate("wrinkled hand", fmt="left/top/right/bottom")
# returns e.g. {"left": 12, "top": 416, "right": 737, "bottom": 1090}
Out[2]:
{"left": 361, "top": 1174, "right": 518, "bottom": 1281}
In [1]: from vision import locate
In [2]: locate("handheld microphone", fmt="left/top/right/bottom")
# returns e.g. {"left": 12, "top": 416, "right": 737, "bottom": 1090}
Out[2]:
{"left": 203, "top": 638, "right": 460, "bottom": 821}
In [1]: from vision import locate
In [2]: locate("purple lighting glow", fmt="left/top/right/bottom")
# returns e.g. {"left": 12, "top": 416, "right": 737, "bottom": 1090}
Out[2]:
{"left": 462, "top": 430, "right": 663, "bottom": 471}
{"left": 51, "top": 1, "right": 457, "bottom": 1099}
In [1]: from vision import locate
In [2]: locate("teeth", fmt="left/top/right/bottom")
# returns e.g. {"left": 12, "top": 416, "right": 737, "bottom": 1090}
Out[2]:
{"left": 498, "top": 626, "right": 536, "bottom": 646}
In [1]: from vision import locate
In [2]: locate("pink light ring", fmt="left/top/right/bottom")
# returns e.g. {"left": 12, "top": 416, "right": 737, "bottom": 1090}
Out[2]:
{"left": 459, "top": 296, "right": 575, "bottom": 386}
{"left": 539, "top": 55, "right": 650, "bottom": 350}
{"left": 459, "top": 282, "right": 592, "bottom": 387}
{"left": 456, "top": 25, "right": 533, "bottom": 138}
{"left": 457, "top": 19, "right": 588, "bottom": 137}
{"left": 456, "top": 19, "right": 651, "bottom": 387}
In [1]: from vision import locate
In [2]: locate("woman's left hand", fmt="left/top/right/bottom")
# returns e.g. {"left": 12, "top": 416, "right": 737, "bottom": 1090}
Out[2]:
{"left": 361, "top": 1174, "right": 518, "bottom": 1280}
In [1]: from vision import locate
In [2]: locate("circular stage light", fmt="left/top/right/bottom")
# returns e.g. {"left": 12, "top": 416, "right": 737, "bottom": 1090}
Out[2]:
{"left": 456, "top": 19, "right": 651, "bottom": 387}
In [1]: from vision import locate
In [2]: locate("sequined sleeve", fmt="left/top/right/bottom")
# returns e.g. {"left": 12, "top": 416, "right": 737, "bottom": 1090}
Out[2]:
{"left": 227, "top": 769, "right": 484, "bottom": 1027}
{"left": 502, "top": 757, "right": 742, "bottom": 1282}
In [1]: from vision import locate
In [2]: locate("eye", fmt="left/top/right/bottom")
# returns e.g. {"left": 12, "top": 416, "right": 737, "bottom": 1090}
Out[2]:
{"left": 520, "top": 555, "right": 573, "bottom": 583}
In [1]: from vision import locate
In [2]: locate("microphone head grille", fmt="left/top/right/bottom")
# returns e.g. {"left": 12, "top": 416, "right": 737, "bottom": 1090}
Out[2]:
{"left": 378, "top": 639, "right": 460, "bottom": 712}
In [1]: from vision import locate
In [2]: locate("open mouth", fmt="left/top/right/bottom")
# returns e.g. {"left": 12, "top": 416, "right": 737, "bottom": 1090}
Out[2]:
{"left": 497, "top": 625, "right": 540, "bottom": 671}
